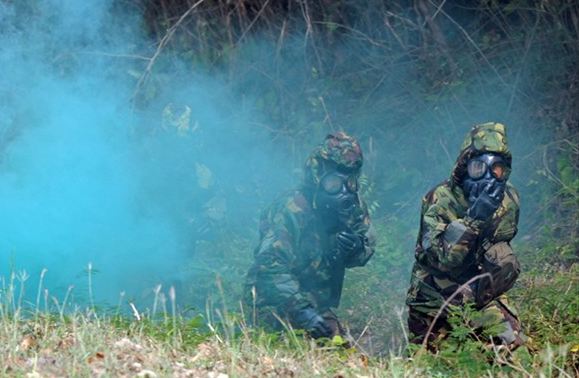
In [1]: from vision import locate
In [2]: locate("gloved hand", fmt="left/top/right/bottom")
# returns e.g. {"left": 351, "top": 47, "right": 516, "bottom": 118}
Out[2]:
{"left": 334, "top": 231, "right": 364, "bottom": 261}
{"left": 467, "top": 179, "right": 506, "bottom": 221}
{"left": 293, "top": 307, "right": 333, "bottom": 339}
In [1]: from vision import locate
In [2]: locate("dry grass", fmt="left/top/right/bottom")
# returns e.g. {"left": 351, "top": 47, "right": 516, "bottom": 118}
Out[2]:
{"left": 1, "top": 267, "right": 577, "bottom": 377}
{"left": 1, "top": 307, "right": 576, "bottom": 377}
{"left": 0, "top": 313, "right": 415, "bottom": 377}
{"left": 0, "top": 270, "right": 410, "bottom": 378}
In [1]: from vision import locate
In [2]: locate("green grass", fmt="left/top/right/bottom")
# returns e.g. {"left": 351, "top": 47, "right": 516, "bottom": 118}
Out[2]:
{"left": 1, "top": 262, "right": 577, "bottom": 377}
{"left": 2, "top": 222, "right": 577, "bottom": 377}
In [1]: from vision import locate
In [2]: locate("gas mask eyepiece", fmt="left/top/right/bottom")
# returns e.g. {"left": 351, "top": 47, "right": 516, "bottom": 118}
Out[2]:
{"left": 466, "top": 155, "right": 507, "bottom": 181}
{"left": 315, "top": 172, "right": 360, "bottom": 229}
{"left": 462, "top": 153, "right": 508, "bottom": 203}
{"left": 320, "top": 172, "right": 359, "bottom": 195}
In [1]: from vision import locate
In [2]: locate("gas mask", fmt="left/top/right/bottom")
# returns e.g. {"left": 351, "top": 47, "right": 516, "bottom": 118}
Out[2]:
{"left": 314, "top": 171, "right": 360, "bottom": 230}
{"left": 462, "top": 153, "right": 508, "bottom": 203}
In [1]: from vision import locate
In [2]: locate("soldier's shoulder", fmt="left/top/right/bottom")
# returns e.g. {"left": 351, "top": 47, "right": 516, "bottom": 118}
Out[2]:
{"left": 263, "top": 190, "right": 311, "bottom": 220}
{"left": 257, "top": 190, "right": 312, "bottom": 240}
{"left": 505, "top": 182, "right": 520, "bottom": 207}
{"left": 423, "top": 180, "right": 453, "bottom": 205}
{"left": 279, "top": 190, "right": 310, "bottom": 213}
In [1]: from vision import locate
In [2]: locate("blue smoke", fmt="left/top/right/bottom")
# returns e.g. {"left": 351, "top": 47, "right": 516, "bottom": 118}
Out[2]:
{"left": 0, "top": 1, "right": 288, "bottom": 309}
{"left": 0, "top": 1, "right": 559, "bottom": 316}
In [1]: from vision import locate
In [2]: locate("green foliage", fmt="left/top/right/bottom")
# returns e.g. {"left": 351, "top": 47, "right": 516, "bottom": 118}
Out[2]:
{"left": 407, "top": 305, "right": 499, "bottom": 376}
{"left": 359, "top": 174, "right": 381, "bottom": 216}
{"left": 180, "top": 227, "right": 254, "bottom": 312}
{"left": 110, "top": 313, "right": 209, "bottom": 349}
{"left": 407, "top": 295, "right": 578, "bottom": 376}
{"left": 339, "top": 218, "right": 414, "bottom": 352}
{"left": 5, "top": 0, "right": 579, "bottom": 375}
{"left": 512, "top": 266, "right": 579, "bottom": 349}
{"left": 557, "top": 155, "right": 579, "bottom": 196}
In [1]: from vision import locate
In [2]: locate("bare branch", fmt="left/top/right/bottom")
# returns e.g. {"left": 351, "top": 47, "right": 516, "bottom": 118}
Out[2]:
{"left": 133, "top": 0, "right": 206, "bottom": 101}
{"left": 236, "top": 0, "right": 271, "bottom": 46}
{"left": 421, "top": 273, "right": 492, "bottom": 349}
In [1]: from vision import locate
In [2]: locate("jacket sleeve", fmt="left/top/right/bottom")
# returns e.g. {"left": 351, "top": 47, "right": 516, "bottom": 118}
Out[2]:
{"left": 250, "top": 209, "right": 313, "bottom": 319}
{"left": 344, "top": 201, "right": 376, "bottom": 268}
{"left": 420, "top": 189, "right": 485, "bottom": 273}
{"left": 493, "top": 184, "right": 520, "bottom": 242}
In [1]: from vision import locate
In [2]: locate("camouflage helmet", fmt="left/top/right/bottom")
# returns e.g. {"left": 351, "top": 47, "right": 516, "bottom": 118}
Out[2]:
{"left": 304, "top": 132, "right": 363, "bottom": 188}
{"left": 451, "top": 122, "right": 513, "bottom": 185}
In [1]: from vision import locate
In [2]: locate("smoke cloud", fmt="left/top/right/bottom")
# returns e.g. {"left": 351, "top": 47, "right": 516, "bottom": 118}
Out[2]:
{"left": 0, "top": 0, "right": 561, "bottom": 325}
{"left": 0, "top": 1, "right": 290, "bottom": 309}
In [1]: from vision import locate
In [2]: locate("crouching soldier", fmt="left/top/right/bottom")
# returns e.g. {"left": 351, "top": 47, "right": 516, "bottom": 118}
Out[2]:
{"left": 406, "top": 122, "right": 526, "bottom": 351}
{"left": 245, "top": 132, "right": 376, "bottom": 339}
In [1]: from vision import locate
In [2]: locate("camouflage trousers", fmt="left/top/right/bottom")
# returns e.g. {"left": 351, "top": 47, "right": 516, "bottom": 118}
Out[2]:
{"left": 408, "top": 295, "right": 526, "bottom": 350}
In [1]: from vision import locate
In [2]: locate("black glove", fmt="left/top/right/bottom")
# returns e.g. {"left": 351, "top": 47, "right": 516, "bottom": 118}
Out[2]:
{"left": 293, "top": 307, "right": 333, "bottom": 339}
{"left": 467, "top": 179, "right": 506, "bottom": 221}
{"left": 334, "top": 231, "right": 364, "bottom": 261}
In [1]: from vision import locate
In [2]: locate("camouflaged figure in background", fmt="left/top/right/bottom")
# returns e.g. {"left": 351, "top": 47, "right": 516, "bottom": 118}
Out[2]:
{"left": 406, "top": 122, "right": 525, "bottom": 350}
{"left": 245, "top": 132, "right": 376, "bottom": 339}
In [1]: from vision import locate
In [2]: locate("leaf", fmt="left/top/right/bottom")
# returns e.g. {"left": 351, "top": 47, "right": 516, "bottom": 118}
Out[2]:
{"left": 203, "top": 196, "right": 226, "bottom": 221}
{"left": 162, "top": 103, "right": 192, "bottom": 135}
{"left": 19, "top": 335, "right": 37, "bottom": 351}
{"left": 359, "top": 353, "right": 369, "bottom": 368}
{"left": 86, "top": 351, "right": 105, "bottom": 364}
{"left": 331, "top": 335, "right": 348, "bottom": 346}
{"left": 136, "top": 370, "right": 158, "bottom": 378}
{"left": 188, "top": 314, "right": 205, "bottom": 329}
{"left": 325, "top": 22, "right": 338, "bottom": 32}
{"left": 195, "top": 163, "right": 213, "bottom": 189}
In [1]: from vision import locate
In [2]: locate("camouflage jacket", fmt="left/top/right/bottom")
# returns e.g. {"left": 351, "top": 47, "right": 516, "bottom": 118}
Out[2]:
{"left": 406, "top": 123, "right": 520, "bottom": 316}
{"left": 245, "top": 188, "right": 375, "bottom": 328}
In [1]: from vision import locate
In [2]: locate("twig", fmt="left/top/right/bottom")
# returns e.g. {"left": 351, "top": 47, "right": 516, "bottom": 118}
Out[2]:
{"left": 542, "top": 146, "right": 578, "bottom": 199}
{"left": 433, "top": 2, "right": 509, "bottom": 87}
{"left": 395, "top": 306, "right": 409, "bottom": 346}
{"left": 35, "top": 268, "right": 47, "bottom": 321}
{"left": 312, "top": 21, "right": 386, "bottom": 48}
{"left": 77, "top": 51, "right": 151, "bottom": 61}
{"left": 438, "top": 137, "right": 452, "bottom": 166}
{"left": 299, "top": 0, "right": 323, "bottom": 74}
{"left": 384, "top": 10, "right": 419, "bottom": 29}
{"left": 129, "top": 302, "right": 141, "bottom": 321}
{"left": 384, "top": 16, "right": 407, "bottom": 50}
{"left": 422, "top": 272, "right": 492, "bottom": 349}
{"left": 490, "top": 344, "right": 532, "bottom": 376}
{"left": 506, "top": 9, "right": 541, "bottom": 123}
{"left": 362, "top": 72, "right": 389, "bottom": 106}
{"left": 350, "top": 321, "right": 371, "bottom": 356}
{"left": 318, "top": 96, "right": 335, "bottom": 132}
{"left": 87, "top": 262, "right": 94, "bottom": 311}
{"left": 355, "top": 322, "right": 371, "bottom": 345}
{"left": 133, "top": 0, "right": 206, "bottom": 100}
{"left": 430, "top": 0, "right": 446, "bottom": 23}
{"left": 275, "top": 19, "right": 288, "bottom": 59}
{"left": 236, "top": 0, "right": 271, "bottom": 46}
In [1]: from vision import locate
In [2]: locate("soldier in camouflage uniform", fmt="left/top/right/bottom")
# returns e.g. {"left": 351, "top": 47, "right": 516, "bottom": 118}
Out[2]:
{"left": 406, "top": 122, "right": 525, "bottom": 350}
{"left": 245, "top": 132, "right": 376, "bottom": 339}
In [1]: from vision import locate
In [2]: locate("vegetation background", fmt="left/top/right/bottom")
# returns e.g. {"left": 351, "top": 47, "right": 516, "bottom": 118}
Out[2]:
{"left": 0, "top": 0, "right": 577, "bottom": 376}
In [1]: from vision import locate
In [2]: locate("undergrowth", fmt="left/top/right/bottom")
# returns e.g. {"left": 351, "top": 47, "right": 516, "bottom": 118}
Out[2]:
{"left": 1, "top": 1, "right": 577, "bottom": 376}
{"left": 1, "top": 260, "right": 577, "bottom": 377}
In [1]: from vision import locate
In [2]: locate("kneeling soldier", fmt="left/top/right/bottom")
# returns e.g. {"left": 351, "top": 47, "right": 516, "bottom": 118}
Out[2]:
{"left": 406, "top": 122, "right": 525, "bottom": 350}
{"left": 245, "top": 132, "right": 376, "bottom": 339}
